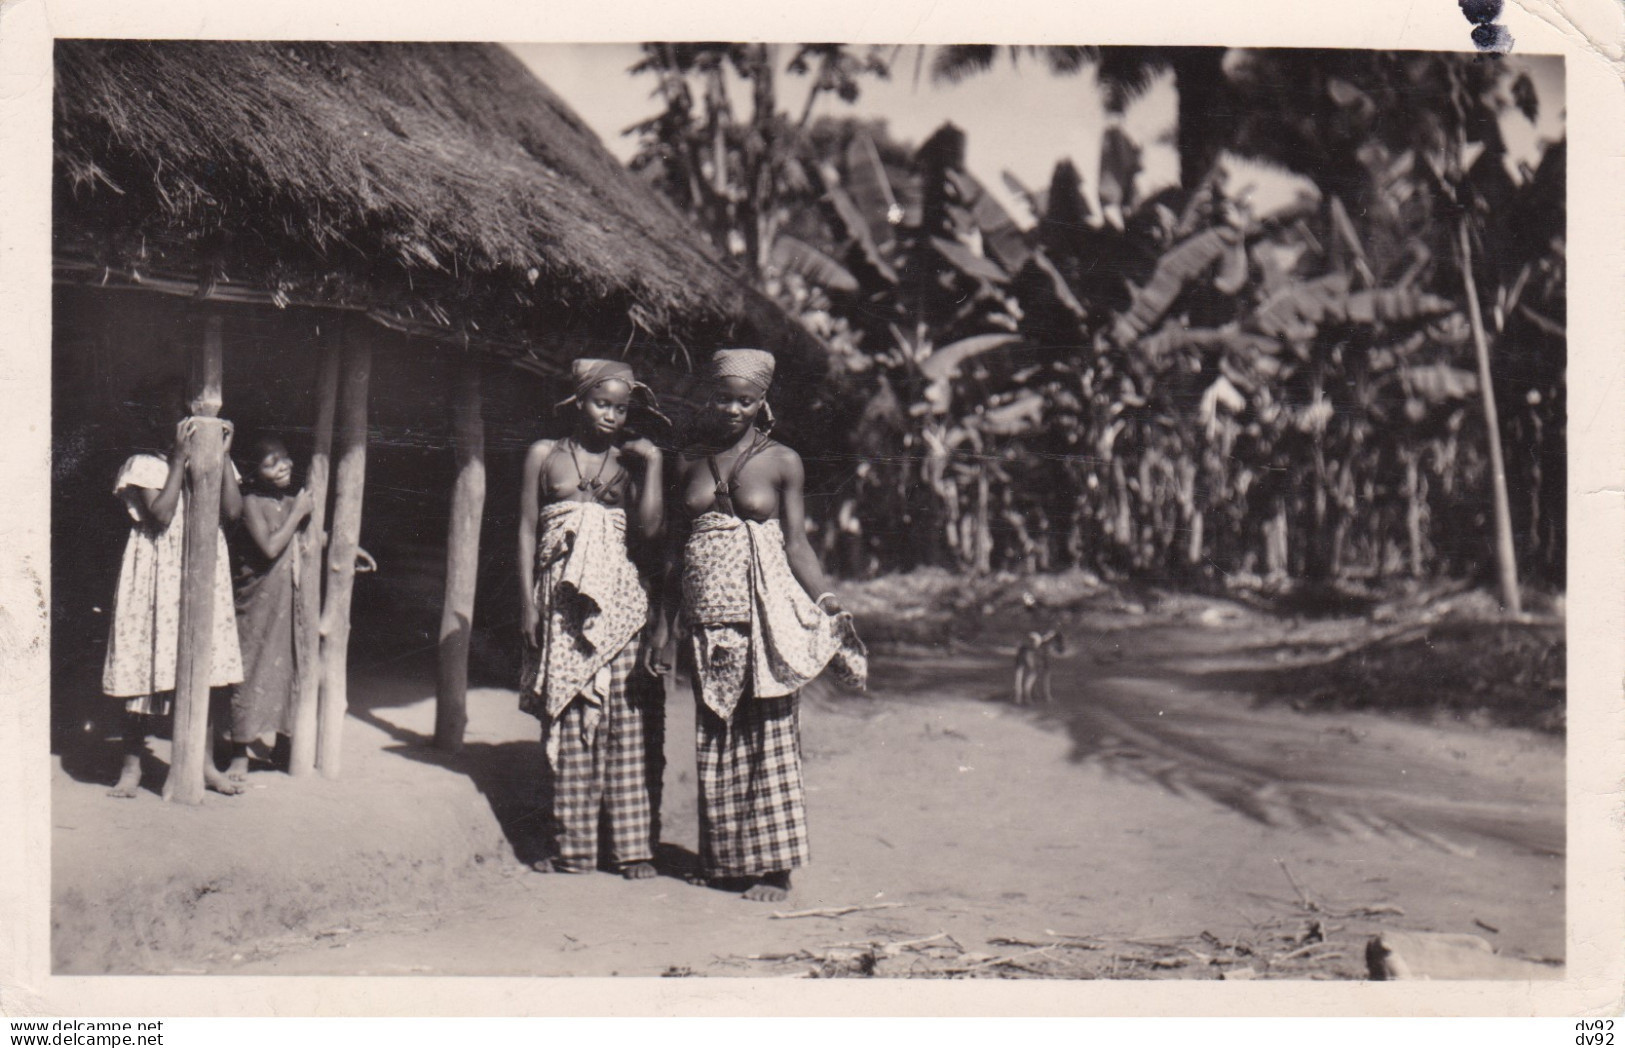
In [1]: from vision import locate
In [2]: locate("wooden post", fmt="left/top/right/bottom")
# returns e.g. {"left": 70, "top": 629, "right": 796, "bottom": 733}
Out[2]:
{"left": 1457, "top": 219, "right": 1522, "bottom": 616}
{"left": 288, "top": 340, "right": 340, "bottom": 777}
{"left": 435, "top": 360, "right": 486, "bottom": 752}
{"left": 317, "top": 324, "right": 372, "bottom": 778}
{"left": 162, "top": 314, "right": 226, "bottom": 804}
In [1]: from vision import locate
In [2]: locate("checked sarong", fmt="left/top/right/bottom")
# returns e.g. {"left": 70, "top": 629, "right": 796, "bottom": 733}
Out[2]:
{"left": 537, "top": 635, "right": 665, "bottom": 872}
{"left": 695, "top": 690, "right": 807, "bottom": 877}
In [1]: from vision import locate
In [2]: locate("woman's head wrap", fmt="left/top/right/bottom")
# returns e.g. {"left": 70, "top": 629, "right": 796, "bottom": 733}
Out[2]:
{"left": 703, "top": 348, "right": 777, "bottom": 430}
{"left": 556, "top": 358, "right": 670, "bottom": 427}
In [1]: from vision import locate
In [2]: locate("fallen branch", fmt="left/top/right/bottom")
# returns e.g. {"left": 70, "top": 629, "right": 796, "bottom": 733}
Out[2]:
{"left": 1278, "top": 942, "right": 1344, "bottom": 963}
{"left": 770, "top": 902, "right": 906, "bottom": 920}
{"left": 990, "top": 935, "right": 1104, "bottom": 953}
{"left": 847, "top": 931, "right": 953, "bottom": 954}
{"left": 941, "top": 943, "right": 1059, "bottom": 975}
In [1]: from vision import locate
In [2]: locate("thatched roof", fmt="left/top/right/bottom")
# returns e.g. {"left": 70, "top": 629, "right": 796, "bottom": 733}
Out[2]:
{"left": 53, "top": 40, "right": 817, "bottom": 367}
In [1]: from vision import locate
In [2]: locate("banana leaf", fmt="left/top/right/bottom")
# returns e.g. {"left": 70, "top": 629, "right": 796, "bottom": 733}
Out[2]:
{"left": 918, "top": 333, "right": 1024, "bottom": 381}
{"left": 1028, "top": 248, "right": 1088, "bottom": 320}
{"left": 1400, "top": 363, "right": 1478, "bottom": 403}
{"left": 844, "top": 133, "right": 901, "bottom": 246}
{"left": 947, "top": 168, "right": 1032, "bottom": 272}
{"left": 1113, "top": 226, "right": 1244, "bottom": 344}
{"left": 1344, "top": 288, "right": 1456, "bottom": 325}
{"left": 1002, "top": 170, "right": 1048, "bottom": 223}
{"left": 1251, "top": 273, "right": 1352, "bottom": 340}
{"left": 823, "top": 170, "right": 899, "bottom": 284}
{"left": 931, "top": 236, "right": 1011, "bottom": 286}
{"left": 769, "top": 233, "right": 861, "bottom": 293}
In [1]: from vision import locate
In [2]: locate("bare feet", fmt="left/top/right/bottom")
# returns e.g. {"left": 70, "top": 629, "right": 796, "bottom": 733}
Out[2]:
{"left": 620, "top": 861, "right": 657, "bottom": 880}
{"left": 204, "top": 768, "right": 246, "bottom": 796}
{"left": 226, "top": 755, "right": 250, "bottom": 783}
{"left": 742, "top": 870, "right": 791, "bottom": 902}
{"left": 107, "top": 755, "right": 143, "bottom": 798}
{"left": 531, "top": 858, "right": 590, "bottom": 874}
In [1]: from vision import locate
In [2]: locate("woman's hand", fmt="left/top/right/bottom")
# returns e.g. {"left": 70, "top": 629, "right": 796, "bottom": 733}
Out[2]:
{"left": 644, "top": 618, "right": 674, "bottom": 678}
{"left": 293, "top": 488, "right": 315, "bottom": 522}
{"left": 521, "top": 600, "right": 540, "bottom": 649}
{"left": 620, "top": 437, "right": 661, "bottom": 470}
{"left": 170, "top": 420, "right": 194, "bottom": 467}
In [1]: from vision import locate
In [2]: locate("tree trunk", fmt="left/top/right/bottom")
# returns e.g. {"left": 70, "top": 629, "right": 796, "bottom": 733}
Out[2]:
{"left": 288, "top": 342, "right": 339, "bottom": 777}
{"left": 1404, "top": 451, "right": 1424, "bottom": 578}
{"left": 1170, "top": 50, "right": 1230, "bottom": 191}
{"left": 973, "top": 466, "right": 991, "bottom": 575}
{"left": 1266, "top": 499, "right": 1289, "bottom": 581}
{"left": 317, "top": 327, "right": 372, "bottom": 777}
{"left": 435, "top": 361, "right": 486, "bottom": 753}
{"left": 162, "top": 314, "right": 225, "bottom": 805}
{"left": 1458, "top": 219, "right": 1522, "bottom": 615}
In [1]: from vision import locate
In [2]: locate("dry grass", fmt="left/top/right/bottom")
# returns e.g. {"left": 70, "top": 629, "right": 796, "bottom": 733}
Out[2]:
{"left": 54, "top": 41, "right": 815, "bottom": 362}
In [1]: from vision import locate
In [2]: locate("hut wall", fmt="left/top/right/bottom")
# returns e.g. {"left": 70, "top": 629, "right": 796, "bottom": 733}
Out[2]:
{"left": 49, "top": 286, "right": 565, "bottom": 752}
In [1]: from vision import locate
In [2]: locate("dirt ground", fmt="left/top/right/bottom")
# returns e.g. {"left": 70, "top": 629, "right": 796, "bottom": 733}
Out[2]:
{"left": 51, "top": 582, "right": 1564, "bottom": 979}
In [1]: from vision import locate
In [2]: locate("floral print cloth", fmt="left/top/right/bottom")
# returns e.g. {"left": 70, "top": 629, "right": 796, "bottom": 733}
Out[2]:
{"left": 520, "top": 500, "right": 649, "bottom": 727}
{"left": 101, "top": 453, "right": 243, "bottom": 699}
{"left": 682, "top": 512, "right": 866, "bottom": 722}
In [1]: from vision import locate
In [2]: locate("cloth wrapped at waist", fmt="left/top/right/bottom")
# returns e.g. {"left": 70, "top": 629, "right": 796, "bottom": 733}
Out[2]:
{"left": 522, "top": 500, "right": 649, "bottom": 725}
{"left": 682, "top": 512, "right": 866, "bottom": 720}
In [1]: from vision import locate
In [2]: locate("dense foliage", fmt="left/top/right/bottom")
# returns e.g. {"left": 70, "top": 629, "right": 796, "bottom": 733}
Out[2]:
{"left": 628, "top": 45, "right": 1564, "bottom": 592}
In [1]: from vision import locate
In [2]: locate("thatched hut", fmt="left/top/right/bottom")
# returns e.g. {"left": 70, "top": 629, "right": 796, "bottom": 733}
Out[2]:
{"left": 52, "top": 40, "right": 822, "bottom": 796}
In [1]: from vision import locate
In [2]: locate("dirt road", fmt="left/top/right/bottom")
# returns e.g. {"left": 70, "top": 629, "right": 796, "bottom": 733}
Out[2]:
{"left": 225, "top": 611, "right": 1563, "bottom": 979}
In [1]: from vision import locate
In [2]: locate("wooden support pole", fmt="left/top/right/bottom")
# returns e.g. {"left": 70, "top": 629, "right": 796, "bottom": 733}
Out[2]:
{"left": 1457, "top": 219, "right": 1522, "bottom": 616}
{"left": 317, "top": 324, "right": 372, "bottom": 778}
{"left": 288, "top": 339, "right": 340, "bottom": 777}
{"left": 435, "top": 360, "right": 486, "bottom": 752}
{"left": 162, "top": 314, "right": 225, "bottom": 804}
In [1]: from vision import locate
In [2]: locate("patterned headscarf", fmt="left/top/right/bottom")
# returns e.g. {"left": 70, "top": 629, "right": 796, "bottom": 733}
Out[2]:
{"left": 555, "top": 358, "right": 670, "bottom": 426}
{"left": 703, "top": 348, "right": 777, "bottom": 430}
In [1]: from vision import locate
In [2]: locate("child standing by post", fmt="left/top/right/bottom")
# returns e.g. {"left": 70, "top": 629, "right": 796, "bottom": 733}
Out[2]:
{"left": 226, "top": 436, "right": 314, "bottom": 780}
{"left": 518, "top": 359, "right": 667, "bottom": 879}
{"left": 104, "top": 392, "right": 245, "bottom": 798}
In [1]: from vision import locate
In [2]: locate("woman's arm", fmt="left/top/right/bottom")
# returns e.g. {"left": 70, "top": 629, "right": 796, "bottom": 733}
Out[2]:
{"left": 635, "top": 445, "right": 665, "bottom": 547}
{"left": 242, "top": 491, "right": 314, "bottom": 561}
{"left": 776, "top": 447, "right": 838, "bottom": 609}
{"left": 518, "top": 440, "right": 551, "bottom": 646}
{"left": 219, "top": 422, "right": 243, "bottom": 522}
{"left": 138, "top": 451, "right": 189, "bottom": 529}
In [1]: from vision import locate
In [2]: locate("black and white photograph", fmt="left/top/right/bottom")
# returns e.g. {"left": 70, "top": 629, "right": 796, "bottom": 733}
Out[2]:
{"left": 4, "top": 0, "right": 1624, "bottom": 1020}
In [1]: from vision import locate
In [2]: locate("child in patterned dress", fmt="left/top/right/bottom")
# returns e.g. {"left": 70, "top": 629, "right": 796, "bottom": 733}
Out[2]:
{"left": 103, "top": 393, "right": 246, "bottom": 798}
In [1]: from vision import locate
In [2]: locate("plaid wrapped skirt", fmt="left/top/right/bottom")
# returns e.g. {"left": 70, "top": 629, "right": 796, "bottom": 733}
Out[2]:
{"left": 537, "top": 637, "right": 665, "bottom": 872}
{"left": 695, "top": 691, "right": 809, "bottom": 878}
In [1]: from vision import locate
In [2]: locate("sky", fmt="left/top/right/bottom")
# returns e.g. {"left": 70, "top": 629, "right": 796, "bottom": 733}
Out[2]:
{"left": 510, "top": 44, "right": 1565, "bottom": 229}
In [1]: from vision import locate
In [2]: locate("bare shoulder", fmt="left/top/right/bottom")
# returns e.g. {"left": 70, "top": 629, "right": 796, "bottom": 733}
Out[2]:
{"left": 524, "top": 439, "right": 557, "bottom": 466}
{"left": 764, "top": 441, "right": 805, "bottom": 479}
